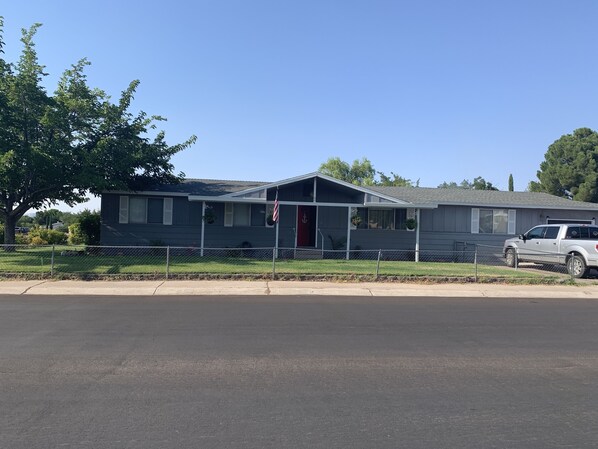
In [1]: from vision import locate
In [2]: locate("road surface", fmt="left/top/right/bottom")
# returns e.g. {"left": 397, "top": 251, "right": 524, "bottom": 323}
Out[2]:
{"left": 1, "top": 295, "right": 597, "bottom": 448}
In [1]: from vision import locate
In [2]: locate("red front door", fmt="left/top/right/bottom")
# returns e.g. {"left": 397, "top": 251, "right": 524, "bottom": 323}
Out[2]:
{"left": 297, "top": 206, "right": 316, "bottom": 247}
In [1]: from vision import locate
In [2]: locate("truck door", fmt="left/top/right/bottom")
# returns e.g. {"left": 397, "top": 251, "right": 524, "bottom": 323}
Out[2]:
{"left": 520, "top": 226, "right": 547, "bottom": 262}
{"left": 536, "top": 226, "right": 559, "bottom": 263}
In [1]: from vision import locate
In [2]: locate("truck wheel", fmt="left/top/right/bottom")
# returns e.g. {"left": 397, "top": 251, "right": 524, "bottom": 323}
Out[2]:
{"left": 505, "top": 248, "right": 517, "bottom": 267}
{"left": 567, "top": 254, "right": 588, "bottom": 278}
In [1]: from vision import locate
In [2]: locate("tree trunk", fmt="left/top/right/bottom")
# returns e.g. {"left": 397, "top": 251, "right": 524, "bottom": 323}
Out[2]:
{"left": 3, "top": 215, "right": 17, "bottom": 251}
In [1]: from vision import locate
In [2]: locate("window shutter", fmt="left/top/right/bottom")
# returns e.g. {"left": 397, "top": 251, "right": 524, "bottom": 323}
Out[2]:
{"left": 163, "top": 198, "right": 173, "bottom": 225}
{"left": 119, "top": 196, "right": 129, "bottom": 224}
{"left": 224, "top": 203, "right": 233, "bottom": 227}
{"left": 507, "top": 209, "right": 516, "bottom": 234}
{"left": 471, "top": 208, "right": 479, "bottom": 234}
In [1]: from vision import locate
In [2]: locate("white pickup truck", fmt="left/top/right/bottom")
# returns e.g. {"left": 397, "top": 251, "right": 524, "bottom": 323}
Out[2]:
{"left": 503, "top": 224, "right": 598, "bottom": 278}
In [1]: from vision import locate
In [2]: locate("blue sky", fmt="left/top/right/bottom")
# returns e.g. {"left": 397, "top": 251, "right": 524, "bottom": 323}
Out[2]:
{"left": 3, "top": 0, "right": 598, "bottom": 211}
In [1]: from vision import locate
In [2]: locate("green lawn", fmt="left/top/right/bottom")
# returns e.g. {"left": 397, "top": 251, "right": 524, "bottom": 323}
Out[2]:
{"left": 0, "top": 246, "right": 550, "bottom": 279}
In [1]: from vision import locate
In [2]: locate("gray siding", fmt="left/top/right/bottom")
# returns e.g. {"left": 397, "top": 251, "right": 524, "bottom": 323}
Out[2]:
{"left": 316, "top": 179, "right": 364, "bottom": 204}
{"left": 350, "top": 230, "right": 416, "bottom": 250}
{"left": 101, "top": 192, "right": 598, "bottom": 252}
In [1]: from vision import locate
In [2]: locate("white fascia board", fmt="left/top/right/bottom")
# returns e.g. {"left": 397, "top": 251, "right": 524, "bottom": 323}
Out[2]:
{"left": 103, "top": 190, "right": 189, "bottom": 197}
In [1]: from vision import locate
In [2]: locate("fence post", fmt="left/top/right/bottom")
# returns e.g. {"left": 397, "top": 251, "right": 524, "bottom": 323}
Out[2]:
{"left": 51, "top": 245, "right": 55, "bottom": 277}
{"left": 375, "top": 249, "right": 382, "bottom": 279}
{"left": 272, "top": 248, "right": 276, "bottom": 279}
{"left": 474, "top": 246, "right": 478, "bottom": 282}
{"left": 166, "top": 246, "right": 170, "bottom": 280}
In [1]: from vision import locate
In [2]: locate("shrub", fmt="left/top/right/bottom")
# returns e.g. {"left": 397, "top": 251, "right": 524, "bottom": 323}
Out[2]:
{"left": 30, "top": 236, "right": 47, "bottom": 245}
{"left": 15, "top": 234, "right": 30, "bottom": 244}
{"left": 68, "top": 223, "right": 86, "bottom": 245}
{"left": 28, "top": 228, "right": 68, "bottom": 245}
{"left": 78, "top": 210, "right": 101, "bottom": 245}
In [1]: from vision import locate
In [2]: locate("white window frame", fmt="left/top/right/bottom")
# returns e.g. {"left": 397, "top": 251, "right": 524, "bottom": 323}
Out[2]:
{"left": 224, "top": 203, "right": 253, "bottom": 227}
{"left": 471, "top": 208, "right": 516, "bottom": 234}
{"left": 117, "top": 195, "right": 172, "bottom": 225}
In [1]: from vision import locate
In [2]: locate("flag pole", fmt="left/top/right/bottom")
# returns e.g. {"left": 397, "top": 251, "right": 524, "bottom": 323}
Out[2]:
{"left": 273, "top": 188, "right": 280, "bottom": 259}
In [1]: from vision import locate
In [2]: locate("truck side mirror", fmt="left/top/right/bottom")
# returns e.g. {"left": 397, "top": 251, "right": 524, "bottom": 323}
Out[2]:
{"left": 519, "top": 234, "right": 526, "bottom": 241}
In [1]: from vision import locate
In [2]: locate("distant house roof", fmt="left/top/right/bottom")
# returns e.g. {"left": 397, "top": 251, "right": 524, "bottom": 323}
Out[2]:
{"left": 131, "top": 175, "right": 598, "bottom": 211}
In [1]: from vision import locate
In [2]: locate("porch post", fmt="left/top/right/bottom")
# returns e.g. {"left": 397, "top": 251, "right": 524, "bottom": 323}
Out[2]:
{"left": 346, "top": 207, "right": 351, "bottom": 260}
{"left": 200, "top": 201, "right": 206, "bottom": 256}
{"left": 415, "top": 208, "right": 420, "bottom": 262}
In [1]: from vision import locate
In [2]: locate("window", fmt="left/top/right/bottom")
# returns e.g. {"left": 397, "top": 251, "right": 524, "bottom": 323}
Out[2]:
{"left": 233, "top": 203, "right": 251, "bottom": 227}
{"left": 224, "top": 203, "right": 252, "bottom": 227}
{"left": 118, "top": 196, "right": 173, "bottom": 225}
{"left": 368, "top": 209, "right": 394, "bottom": 230}
{"left": 565, "top": 226, "right": 598, "bottom": 240}
{"left": 472, "top": 208, "right": 515, "bottom": 234}
{"left": 526, "top": 226, "right": 546, "bottom": 240}
{"left": 129, "top": 197, "right": 147, "bottom": 224}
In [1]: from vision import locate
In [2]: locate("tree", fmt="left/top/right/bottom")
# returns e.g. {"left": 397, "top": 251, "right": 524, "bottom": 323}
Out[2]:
{"left": 34, "top": 208, "right": 62, "bottom": 228}
{"left": 319, "top": 157, "right": 416, "bottom": 186}
{"left": 376, "top": 171, "right": 418, "bottom": 187}
{"left": 438, "top": 177, "right": 498, "bottom": 190}
{"left": 508, "top": 174, "right": 514, "bottom": 192}
{"left": 0, "top": 21, "right": 196, "bottom": 244}
{"left": 471, "top": 176, "right": 498, "bottom": 191}
{"left": 532, "top": 128, "right": 598, "bottom": 202}
{"left": 319, "top": 157, "right": 376, "bottom": 185}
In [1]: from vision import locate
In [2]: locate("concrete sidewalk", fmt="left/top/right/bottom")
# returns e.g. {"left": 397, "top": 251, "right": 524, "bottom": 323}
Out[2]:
{"left": 1, "top": 279, "right": 598, "bottom": 298}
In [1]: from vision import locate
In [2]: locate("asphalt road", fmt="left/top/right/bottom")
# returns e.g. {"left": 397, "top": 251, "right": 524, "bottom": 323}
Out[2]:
{"left": 1, "top": 295, "right": 598, "bottom": 449}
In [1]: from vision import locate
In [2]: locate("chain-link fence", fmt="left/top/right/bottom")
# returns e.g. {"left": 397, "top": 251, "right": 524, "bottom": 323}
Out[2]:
{"left": 0, "top": 244, "right": 588, "bottom": 281}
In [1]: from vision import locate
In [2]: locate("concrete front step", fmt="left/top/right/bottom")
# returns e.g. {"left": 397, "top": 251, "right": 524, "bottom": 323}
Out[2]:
{"left": 294, "top": 248, "right": 323, "bottom": 259}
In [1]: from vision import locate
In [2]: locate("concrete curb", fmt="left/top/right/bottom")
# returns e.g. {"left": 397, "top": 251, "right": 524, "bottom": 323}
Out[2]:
{"left": 1, "top": 280, "right": 598, "bottom": 298}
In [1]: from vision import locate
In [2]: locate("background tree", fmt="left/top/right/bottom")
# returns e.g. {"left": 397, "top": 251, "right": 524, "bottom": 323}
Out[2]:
{"left": 438, "top": 177, "right": 498, "bottom": 190}
{"left": 319, "top": 157, "right": 416, "bottom": 186}
{"left": 319, "top": 157, "right": 376, "bottom": 185}
{"left": 0, "top": 21, "right": 196, "bottom": 244}
{"left": 508, "top": 174, "right": 514, "bottom": 192}
{"left": 376, "top": 171, "right": 418, "bottom": 187}
{"left": 34, "top": 208, "right": 62, "bottom": 229}
{"left": 532, "top": 128, "right": 598, "bottom": 201}
{"left": 471, "top": 176, "right": 498, "bottom": 191}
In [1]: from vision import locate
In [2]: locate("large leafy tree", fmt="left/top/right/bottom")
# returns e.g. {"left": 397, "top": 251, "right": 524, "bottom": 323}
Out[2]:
{"left": 0, "top": 21, "right": 196, "bottom": 244}
{"left": 531, "top": 128, "right": 598, "bottom": 202}
{"left": 319, "top": 157, "right": 376, "bottom": 185}
{"left": 319, "top": 157, "right": 416, "bottom": 186}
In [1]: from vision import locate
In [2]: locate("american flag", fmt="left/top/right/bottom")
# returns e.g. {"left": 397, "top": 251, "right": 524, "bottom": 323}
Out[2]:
{"left": 273, "top": 191, "right": 279, "bottom": 223}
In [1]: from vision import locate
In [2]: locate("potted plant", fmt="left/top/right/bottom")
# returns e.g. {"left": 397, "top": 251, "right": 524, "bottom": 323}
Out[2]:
{"left": 405, "top": 218, "right": 417, "bottom": 231}
{"left": 203, "top": 208, "right": 217, "bottom": 224}
{"left": 350, "top": 213, "right": 362, "bottom": 229}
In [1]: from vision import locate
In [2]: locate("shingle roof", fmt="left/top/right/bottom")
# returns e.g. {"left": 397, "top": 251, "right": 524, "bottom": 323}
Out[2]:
{"left": 368, "top": 186, "right": 598, "bottom": 210}
{"left": 144, "top": 176, "right": 598, "bottom": 211}
{"left": 146, "top": 179, "right": 269, "bottom": 196}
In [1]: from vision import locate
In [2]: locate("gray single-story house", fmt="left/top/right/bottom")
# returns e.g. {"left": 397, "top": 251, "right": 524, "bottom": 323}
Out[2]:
{"left": 100, "top": 172, "right": 598, "bottom": 258}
